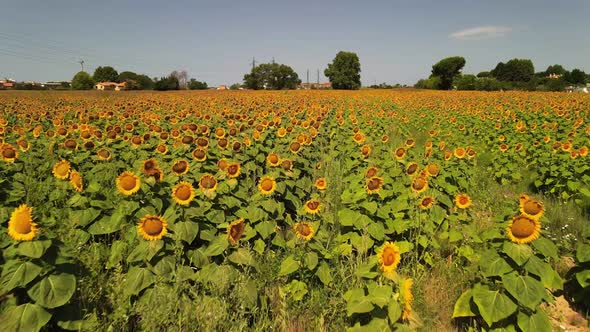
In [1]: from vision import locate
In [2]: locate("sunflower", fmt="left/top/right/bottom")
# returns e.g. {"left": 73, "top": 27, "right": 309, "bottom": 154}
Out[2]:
{"left": 226, "top": 163, "right": 241, "bottom": 178}
{"left": 315, "top": 178, "right": 327, "bottom": 190}
{"left": 172, "top": 182, "right": 195, "bottom": 206}
{"left": 69, "top": 170, "right": 83, "bottom": 192}
{"left": 443, "top": 149, "right": 453, "bottom": 161}
{"left": 454, "top": 147, "right": 466, "bottom": 159}
{"left": 426, "top": 163, "right": 440, "bottom": 177}
{"left": 411, "top": 176, "right": 428, "bottom": 194}
{"left": 519, "top": 197, "right": 544, "bottom": 220}
{"left": 228, "top": 218, "right": 246, "bottom": 245}
{"left": 405, "top": 138, "right": 415, "bottom": 148}
{"left": 196, "top": 137, "right": 209, "bottom": 148}
{"left": 419, "top": 196, "right": 435, "bottom": 209}
{"left": 289, "top": 141, "right": 302, "bottom": 154}
{"left": 199, "top": 174, "right": 218, "bottom": 194}
{"left": 1, "top": 144, "right": 18, "bottom": 162}
{"left": 365, "top": 166, "right": 378, "bottom": 178}
{"left": 116, "top": 171, "right": 141, "bottom": 196}
{"left": 8, "top": 204, "right": 39, "bottom": 241}
{"left": 277, "top": 127, "right": 287, "bottom": 137}
{"left": 142, "top": 159, "right": 158, "bottom": 176}
{"left": 361, "top": 145, "right": 371, "bottom": 158}
{"left": 377, "top": 242, "right": 401, "bottom": 275}
{"left": 406, "top": 162, "right": 419, "bottom": 177}
{"left": 280, "top": 159, "right": 294, "bottom": 171}
{"left": 400, "top": 278, "right": 414, "bottom": 321}
{"left": 258, "top": 176, "right": 277, "bottom": 195}
{"left": 214, "top": 127, "right": 226, "bottom": 138}
{"left": 579, "top": 146, "right": 588, "bottom": 157}
{"left": 353, "top": 132, "right": 366, "bottom": 144}
{"left": 217, "top": 159, "right": 229, "bottom": 172}
{"left": 156, "top": 143, "right": 168, "bottom": 154}
{"left": 381, "top": 134, "right": 389, "bottom": 143}
{"left": 171, "top": 160, "right": 189, "bottom": 176}
{"left": 137, "top": 215, "right": 168, "bottom": 241}
{"left": 304, "top": 199, "right": 321, "bottom": 214}
{"left": 366, "top": 176, "right": 384, "bottom": 194}
{"left": 16, "top": 139, "right": 30, "bottom": 152}
{"left": 394, "top": 147, "right": 406, "bottom": 160}
{"left": 507, "top": 214, "right": 541, "bottom": 244}
{"left": 52, "top": 159, "right": 71, "bottom": 180}
{"left": 455, "top": 193, "right": 471, "bottom": 209}
{"left": 149, "top": 167, "right": 164, "bottom": 183}
{"left": 267, "top": 153, "right": 281, "bottom": 167}
{"left": 499, "top": 143, "right": 509, "bottom": 153}
{"left": 192, "top": 148, "right": 207, "bottom": 161}
{"left": 293, "top": 222, "right": 314, "bottom": 241}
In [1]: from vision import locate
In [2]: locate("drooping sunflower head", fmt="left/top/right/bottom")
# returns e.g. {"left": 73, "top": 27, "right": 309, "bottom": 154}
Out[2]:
{"left": 315, "top": 178, "right": 327, "bottom": 190}
{"left": 361, "top": 145, "right": 371, "bottom": 158}
{"left": 378, "top": 242, "right": 401, "bottom": 274}
{"left": 520, "top": 198, "right": 544, "bottom": 220}
{"left": 406, "top": 162, "right": 419, "bottom": 177}
{"left": 258, "top": 176, "right": 277, "bottom": 195}
{"left": 196, "top": 137, "right": 209, "bottom": 148}
{"left": 116, "top": 171, "right": 141, "bottom": 196}
{"left": 304, "top": 199, "right": 321, "bottom": 214}
{"left": 198, "top": 174, "right": 218, "bottom": 194}
{"left": 411, "top": 176, "right": 428, "bottom": 194}
{"left": 8, "top": 204, "right": 39, "bottom": 241}
{"left": 293, "top": 222, "right": 314, "bottom": 241}
{"left": 400, "top": 277, "right": 414, "bottom": 321}
{"left": 142, "top": 159, "right": 158, "bottom": 176}
{"left": 419, "top": 196, "right": 435, "bottom": 209}
{"left": 69, "top": 170, "right": 83, "bottom": 192}
{"left": 405, "top": 138, "right": 415, "bottom": 148}
{"left": 280, "top": 159, "right": 294, "bottom": 172}
{"left": 366, "top": 176, "right": 384, "bottom": 194}
{"left": 172, "top": 181, "right": 195, "bottom": 206}
{"left": 1, "top": 144, "right": 18, "bottom": 163}
{"left": 394, "top": 147, "right": 406, "bottom": 160}
{"left": 227, "top": 163, "right": 241, "bottom": 178}
{"left": 156, "top": 143, "right": 168, "bottom": 155}
{"left": 507, "top": 214, "right": 541, "bottom": 244}
{"left": 52, "top": 159, "right": 71, "bottom": 180}
{"left": 455, "top": 193, "right": 471, "bottom": 209}
{"left": 137, "top": 215, "right": 168, "bottom": 241}
{"left": 228, "top": 218, "right": 246, "bottom": 245}
{"left": 217, "top": 159, "right": 229, "bottom": 171}
{"left": 267, "top": 153, "right": 281, "bottom": 167}
{"left": 171, "top": 159, "right": 189, "bottom": 176}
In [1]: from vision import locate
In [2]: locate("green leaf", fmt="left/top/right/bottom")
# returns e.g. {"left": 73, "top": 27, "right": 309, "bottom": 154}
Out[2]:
{"left": 315, "top": 261, "right": 332, "bottom": 285}
{"left": 203, "top": 235, "right": 229, "bottom": 257}
{"left": 366, "top": 283, "right": 392, "bottom": 308}
{"left": 472, "top": 284, "right": 517, "bottom": 326}
{"left": 283, "top": 279, "right": 308, "bottom": 301}
{"left": 576, "top": 243, "right": 590, "bottom": 263}
{"left": 503, "top": 242, "right": 533, "bottom": 266}
{"left": 338, "top": 208, "right": 363, "bottom": 227}
{"left": 0, "top": 261, "right": 42, "bottom": 293}
{"left": 254, "top": 220, "right": 276, "bottom": 239}
{"left": 304, "top": 252, "right": 318, "bottom": 270}
{"left": 575, "top": 269, "right": 590, "bottom": 288}
{"left": 533, "top": 238, "right": 558, "bottom": 260}
{"left": 107, "top": 240, "right": 128, "bottom": 268}
{"left": 0, "top": 303, "right": 51, "bottom": 332}
{"left": 17, "top": 240, "right": 52, "bottom": 259}
{"left": 516, "top": 310, "right": 552, "bottom": 332}
{"left": 124, "top": 267, "right": 154, "bottom": 296}
{"left": 228, "top": 248, "right": 258, "bottom": 269}
{"left": 396, "top": 241, "right": 414, "bottom": 254}
{"left": 173, "top": 221, "right": 199, "bottom": 244}
{"left": 480, "top": 250, "right": 513, "bottom": 277}
{"left": 388, "top": 298, "right": 402, "bottom": 324}
{"left": 87, "top": 212, "right": 124, "bottom": 235}
{"left": 346, "top": 296, "right": 374, "bottom": 316}
{"left": 278, "top": 255, "right": 299, "bottom": 276}
{"left": 355, "top": 260, "right": 379, "bottom": 279}
{"left": 152, "top": 256, "right": 175, "bottom": 276}
{"left": 361, "top": 201, "right": 378, "bottom": 214}
{"left": 523, "top": 256, "right": 563, "bottom": 290}
{"left": 367, "top": 222, "right": 385, "bottom": 240}
{"left": 502, "top": 273, "right": 545, "bottom": 309}
{"left": 69, "top": 208, "right": 101, "bottom": 227}
{"left": 453, "top": 289, "right": 477, "bottom": 318}
{"left": 27, "top": 273, "right": 76, "bottom": 309}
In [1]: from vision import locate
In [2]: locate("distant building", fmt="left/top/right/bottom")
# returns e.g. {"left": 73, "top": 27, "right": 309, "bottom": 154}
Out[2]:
{"left": 299, "top": 82, "right": 332, "bottom": 89}
{"left": 547, "top": 73, "right": 562, "bottom": 79}
{"left": 0, "top": 78, "right": 16, "bottom": 89}
{"left": 217, "top": 85, "right": 228, "bottom": 90}
{"left": 95, "top": 82, "right": 126, "bottom": 91}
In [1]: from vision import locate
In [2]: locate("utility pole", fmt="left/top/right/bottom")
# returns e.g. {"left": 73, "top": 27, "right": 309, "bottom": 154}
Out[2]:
{"left": 306, "top": 69, "right": 309, "bottom": 87}
{"left": 317, "top": 69, "right": 320, "bottom": 85}
{"left": 251, "top": 57, "right": 256, "bottom": 71}
{"left": 272, "top": 57, "right": 275, "bottom": 64}
{"left": 79, "top": 59, "right": 85, "bottom": 72}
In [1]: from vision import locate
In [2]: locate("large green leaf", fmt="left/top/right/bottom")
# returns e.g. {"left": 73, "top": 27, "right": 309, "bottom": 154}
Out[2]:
{"left": 524, "top": 255, "right": 563, "bottom": 290}
{"left": 304, "top": 252, "right": 318, "bottom": 270}
{"left": 315, "top": 261, "right": 332, "bottom": 285}
{"left": 346, "top": 296, "right": 374, "bottom": 316}
{"left": 228, "top": 248, "right": 258, "bottom": 269}
{"left": 388, "top": 298, "right": 402, "bottom": 324}
{"left": 0, "top": 303, "right": 51, "bottom": 332}
{"left": 516, "top": 310, "right": 552, "bottom": 332}
{"left": 472, "top": 284, "right": 517, "bottom": 326}
{"left": 27, "top": 273, "right": 76, "bottom": 309}
{"left": 0, "top": 260, "right": 42, "bottom": 293}
{"left": 502, "top": 242, "right": 532, "bottom": 266}
{"left": 203, "top": 235, "right": 229, "bottom": 257}
{"left": 124, "top": 267, "right": 154, "bottom": 296}
{"left": 366, "top": 282, "right": 392, "bottom": 308}
{"left": 480, "top": 250, "right": 513, "bottom": 277}
{"left": 576, "top": 243, "right": 590, "bottom": 263}
{"left": 532, "top": 238, "right": 558, "bottom": 260}
{"left": 452, "top": 289, "right": 477, "bottom": 318}
{"left": 17, "top": 240, "right": 51, "bottom": 259}
{"left": 87, "top": 212, "right": 124, "bottom": 235}
{"left": 278, "top": 255, "right": 299, "bottom": 276}
{"left": 173, "top": 221, "right": 199, "bottom": 244}
{"left": 502, "top": 273, "right": 545, "bottom": 309}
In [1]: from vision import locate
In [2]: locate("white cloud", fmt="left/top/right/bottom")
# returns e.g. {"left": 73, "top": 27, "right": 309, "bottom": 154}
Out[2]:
{"left": 450, "top": 26, "right": 512, "bottom": 40}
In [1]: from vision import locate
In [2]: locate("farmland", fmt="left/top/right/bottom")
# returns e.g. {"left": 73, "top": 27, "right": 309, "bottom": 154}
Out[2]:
{"left": 0, "top": 90, "right": 589, "bottom": 331}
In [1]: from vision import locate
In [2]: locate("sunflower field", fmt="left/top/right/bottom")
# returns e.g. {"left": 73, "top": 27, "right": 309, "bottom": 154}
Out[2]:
{"left": 0, "top": 90, "right": 589, "bottom": 331}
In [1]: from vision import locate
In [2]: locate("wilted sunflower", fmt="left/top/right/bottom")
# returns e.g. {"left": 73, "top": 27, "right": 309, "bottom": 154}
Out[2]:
{"left": 199, "top": 174, "right": 218, "bottom": 194}
{"left": 116, "top": 171, "right": 141, "bottom": 196}
{"left": 267, "top": 153, "right": 281, "bottom": 167}
{"left": 411, "top": 176, "right": 428, "bottom": 194}
{"left": 426, "top": 163, "right": 440, "bottom": 177}
{"left": 258, "top": 176, "right": 277, "bottom": 195}
{"left": 16, "top": 139, "right": 30, "bottom": 152}
{"left": 405, "top": 138, "right": 415, "bottom": 148}
{"left": 192, "top": 148, "right": 207, "bottom": 161}
{"left": 217, "top": 159, "right": 229, "bottom": 171}
{"left": 454, "top": 147, "right": 466, "bottom": 159}
{"left": 400, "top": 278, "right": 414, "bottom": 321}
{"left": 455, "top": 193, "right": 471, "bottom": 209}
{"left": 394, "top": 147, "right": 406, "bottom": 160}
{"left": 419, "top": 196, "right": 435, "bottom": 209}
{"left": 172, "top": 181, "right": 195, "bottom": 206}
{"left": 406, "top": 162, "right": 419, "bottom": 177}
{"left": 304, "top": 199, "right": 321, "bottom": 214}
{"left": 378, "top": 242, "right": 401, "bottom": 275}
{"left": 52, "top": 159, "right": 71, "bottom": 180}
{"left": 280, "top": 159, "right": 294, "bottom": 172}
{"left": 507, "top": 214, "right": 541, "bottom": 244}
{"left": 289, "top": 141, "right": 302, "bottom": 154}
{"left": 519, "top": 197, "right": 544, "bottom": 220}
{"left": 8, "top": 204, "right": 39, "bottom": 241}
{"left": 171, "top": 159, "right": 189, "bottom": 176}
{"left": 293, "top": 221, "right": 314, "bottom": 241}
{"left": 226, "top": 163, "right": 241, "bottom": 178}
{"left": 142, "top": 159, "right": 158, "bottom": 176}
{"left": 315, "top": 178, "right": 327, "bottom": 190}
{"left": 366, "top": 176, "right": 384, "bottom": 194}
{"left": 69, "top": 170, "right": 83, "bottom": 192}
{"left": 196, "top": 137, "right": 209, "bottom": 148}
{"left": 137, "top": 215, "right": 168, "bottom": 241}
{"left": 228, "top": 218, "right": 246, "bottom": 245}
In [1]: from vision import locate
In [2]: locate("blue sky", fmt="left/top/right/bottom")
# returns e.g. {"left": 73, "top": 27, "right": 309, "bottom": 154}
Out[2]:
{"left": 1, "top": 0, "right": 588, "bottom": 86}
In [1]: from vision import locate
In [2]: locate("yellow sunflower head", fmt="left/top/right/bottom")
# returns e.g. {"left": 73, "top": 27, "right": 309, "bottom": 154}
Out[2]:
{"left": 116, "top": 171, "right": 141, "bottom": 196}
{"left": 426, "top": 163, "right": 440, "bottom": 177}
{"left": 519, "top": 198, "right": 544, "bottom": 220}
{"left": 228, "top": 218, "right": 246, "bottom": 245}
{"left": 142, "top": 159, "right": 158, "bottom": 176}
{"left": 365, "top": 166, "right": 379, "bottom": 178}
{"left": 406, "top": 162, "right": 419, "bottom": 177}
{"left": 52, "top": 160, "right": 71, "bottom": 180}
{"left": 419, "top": 196, "right": 435, "bottom": 209}
{"left": 217, "top": 159, "right": 229, "bottom": 171}
{"left": 289, "top": 141, "right": 302, "bottom": 154}
{"left": 400, "top": 277, "right": 414, "bottom": 321}
{"left": 394, "top": 147, "right": 406, "bottom": 160}
{"left": 8, "top": 204, "right": 39, "bottom": 241}
{"left": 507, "top": 214, "right": 541, "bottom": 244}
{"left": 366, "top": 176, "right": 384, "bottom": 194}
{"left": 267, "top": 153, "right": 281, "bottom": 167}
{"left": 198, "top": 174, "right": 218, "bottom": 194}
{"left": 137, "top": 215, "right": 168, "bottom": 241}
{"left": 455, "top": 193, "right": 471, "bottom": 209}
{"left": 315, "top": 178, "right": 327, "bottom": 190}
{"left": 226, "top": 163, "right": 241, "bottom": 178}
{"left": 172, "top": 181, "right": 195, "bottom": 206}
{"left": 293, "top": 222, "right": 314, "bottom": 241}
{"left": 69, "top": 170, "right": 83, "bottom": 192}
{"left": 454, "top": 147, "right": 466, "bottom": 159}
{"left": 304, "top": 199, "right": 321, "bottom": 214}
{"left": 378, "top": 242, "right": 401, "bottom": 275}
{"left": 171, "top": 159, "right": 189, "bottom": 176}
{"left": 258, "top": 176, "right": 277, "bottom": 195}
{"left": 411, "top": 176, "right": 428, "bottom": 194}
{"left": 97, "top": 148, "right": 111, "bottom": 161}
{"left": 192, "top": 148, "right": 207, "bottom": 161}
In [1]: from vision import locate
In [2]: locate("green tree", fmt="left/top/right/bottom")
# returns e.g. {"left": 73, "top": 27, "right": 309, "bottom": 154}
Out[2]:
{"left": 454, "top": 74, "right": 477, "bottom": 90}
{"left": 154, "top": 76, "right": 179, "bottom": 91}
{"left": 229, "top": 83, "right": 242, "bottom": 90}
{"left": 414, "top": 76, "right": 441, "bottom": 89}
{"left": 71, "top": 71, "right": 94, "bottom": 90}
{"left": 430, "top": 56, "right": 466, "bottom": 90}
{"left": 491, "top": 59, "right": 534, "bottom": 82}
{"left": 568, "top": 69, "right": 587, "bottom": 84}
{"left": 244, "top": 63, "right": 301, "bottom": 90}
{"left": 477, "top": 71, "right": 491, "bottom": 78}
{"left": 93, "top": 66, "right": 119, "bottom": 82}
{"left": 189, "top": 79, "right": 208, "bottom": 90}
{"left": 324, "top": 51, "right": 361, "bottom": 90}
{"left": 545, "top": 64, "right": 566, "bottom": 76}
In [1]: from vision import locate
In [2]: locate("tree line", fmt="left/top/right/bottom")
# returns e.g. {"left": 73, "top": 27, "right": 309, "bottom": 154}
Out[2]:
{"left": 415, "top": 57, "right": 589, "bottom": 92}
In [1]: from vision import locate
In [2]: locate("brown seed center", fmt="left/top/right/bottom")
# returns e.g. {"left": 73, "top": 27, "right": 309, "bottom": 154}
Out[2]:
{"left": 143, "top": 218, "right": 163, "bottom": 236}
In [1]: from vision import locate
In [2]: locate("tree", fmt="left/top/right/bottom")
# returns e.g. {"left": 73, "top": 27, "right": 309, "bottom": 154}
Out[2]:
{"left": 454, "top": 74, "right": 477, "bottom": 90}
{"left": 229, "top": 83, "right": 242, "bottom": 90}
{"left": 568, "top": 69, "right": 587, "bottom": 84}
{"left": 71, "top": 71, "right": 94, "bottom": 90}
{"left": 474, "top": 77, "right": 504, "bottom": 91}
{"left": 171, "top": 70, "right": 189, "bottom": 89}
{"left": 136, "top": 75, "right": 154, "bottom": 90}
{"left": 414, "top": 76, "right": 441, "bottom": 90}
{"left": 244, "top": 63, "right": 301, "bottom": 90}
{"left": 430, "top": 56, "right": 466, "bottom": 90}
{"left": 154, "top": 75, "right": 179, "bottom": 91}
{"left": 189, "top": 79, "right": 208, "bottom": 90}
{"left": 545, "top": 64, "right": 566, "bottom": 76}
{"left": 324, "top": 51, "right": 361, "bottom": 90}
{"left": 93, "top": 66, "right": 118, "bottom": 83}
{"left": 491, "top": 59, "right": 534, "bottom": 82}
{"left": 477, "top": 71, "right": 491, "bottom": 78}
{"left": 117, "top": 71, "right": 153, "bottom": 89}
